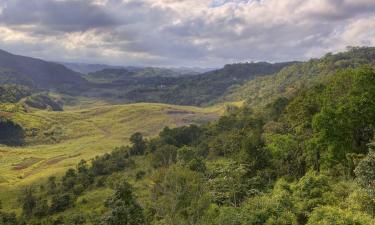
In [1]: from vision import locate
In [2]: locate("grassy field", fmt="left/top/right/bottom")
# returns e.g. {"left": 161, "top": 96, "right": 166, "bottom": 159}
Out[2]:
{"left": 0, "top": 101, "right": 226, "bottom": 211}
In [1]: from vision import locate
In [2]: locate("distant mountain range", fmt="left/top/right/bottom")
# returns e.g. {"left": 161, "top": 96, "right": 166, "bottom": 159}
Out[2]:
{"left": 61, "top": 62, "right": 134, "bottom": 74}
{"left": 62, "top": 62, "right": 215, "bottom": 75}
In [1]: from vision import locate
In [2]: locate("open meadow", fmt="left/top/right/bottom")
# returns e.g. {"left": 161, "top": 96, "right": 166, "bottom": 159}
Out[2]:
{"left": 0, "top": 101, "right": 226, "bottom": 211}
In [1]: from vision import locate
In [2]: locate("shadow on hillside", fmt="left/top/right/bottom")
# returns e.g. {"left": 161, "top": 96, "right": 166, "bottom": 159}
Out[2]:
{"left": 0, "top": 118, "right": 25, "bottom": 146}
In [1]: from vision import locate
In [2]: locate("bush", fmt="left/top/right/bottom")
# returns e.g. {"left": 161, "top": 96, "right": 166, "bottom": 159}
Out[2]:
{"left": 49, "top": 194, "right": 74, "bottom": 213}
{"left": 101, "top": 180, "right": 146, "bottom": 225}
{"left": 241, "top": 180, "right": 297, "bottom": 225}
{"left": 151, "top": 144, "right": 177, "bottom": 168}
{"left": 135, "top": 170, "right": 146, "bottom": 180}
{"left": 292, "top": 171, "right": 333, "bottom": 219}
{"left": 307, "top": 206, "right": 375, "bottom": 225}
{"left": 355, "top": 150, "right": 375, "bottom": 196}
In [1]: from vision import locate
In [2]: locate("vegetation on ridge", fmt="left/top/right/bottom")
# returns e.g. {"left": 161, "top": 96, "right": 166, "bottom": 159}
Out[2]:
{"left": 222, "top": 47, "right": 375, "bottom": 107}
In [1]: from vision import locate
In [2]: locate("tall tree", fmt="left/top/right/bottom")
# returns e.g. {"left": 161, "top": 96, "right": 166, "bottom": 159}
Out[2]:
{"left": 101, "top": 180, "right": 146, "bottom": 225}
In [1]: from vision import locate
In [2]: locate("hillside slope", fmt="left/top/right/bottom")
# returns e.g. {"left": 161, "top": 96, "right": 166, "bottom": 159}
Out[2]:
{"left": 0, "top": 49, "right": 87, "bottom": 91}
{"left": 221, "top": 47, "right": 375, "bottom": 107}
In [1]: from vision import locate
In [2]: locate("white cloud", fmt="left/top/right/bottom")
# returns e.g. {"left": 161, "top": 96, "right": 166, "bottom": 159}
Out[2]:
{"left": 325, "top": 16, "right": 375, "bottom": 50}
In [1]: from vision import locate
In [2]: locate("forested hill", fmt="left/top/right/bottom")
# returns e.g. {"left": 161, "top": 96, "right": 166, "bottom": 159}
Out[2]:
{"left": 221, "top": 47, "right": 375, "bottom": 107}
{"left": 61, "top": 62, "right": 126, "bottom": 75}
{"left": 0, "top": 49, "right": 87, "bottom": 91}
{"left": 82, "top": 61, "right": 295, "bottom": 105}
{"left": 85, "top": 67, "right": 195, "bottom": 82}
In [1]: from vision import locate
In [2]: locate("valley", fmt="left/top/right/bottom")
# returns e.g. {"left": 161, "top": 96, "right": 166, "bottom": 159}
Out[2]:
{"left": 0, "top": 47, "right": 374, "bottom": 225}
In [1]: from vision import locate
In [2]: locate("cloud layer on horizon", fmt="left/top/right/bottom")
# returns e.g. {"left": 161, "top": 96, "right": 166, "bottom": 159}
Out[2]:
{"left": 0, "top": 0, "right": 374, "bottom": 67}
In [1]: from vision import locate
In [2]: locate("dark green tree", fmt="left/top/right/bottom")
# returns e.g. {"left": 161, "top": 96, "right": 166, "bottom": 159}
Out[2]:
{"left": 101, "top": 180, "right": 146, "bottom": 225}
{"left": 130, "top": 132, "right": 147, "bottom": 155}
{"left": 312, "top": 67, "right": 375, "bottom": 173}
{"left": 21, "top": 187, "right": 36, "bottom": 218}
{"left": 49, "top": 193, "right": 74, "bottom": 213}
{"left": 151, "top": 144, "right": 178, "bottom": 168}
{"left": 151, "top": 165, "right": 210, "bottom": 225}
{"left": 355, "top": 150, "right": 375, "bottom": 197}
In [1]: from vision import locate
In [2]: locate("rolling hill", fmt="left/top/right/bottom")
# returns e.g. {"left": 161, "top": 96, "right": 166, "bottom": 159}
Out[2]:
{"left": 0, "top": 101, "right": 223, "bottom": 187}
{"left": 0, "top": 49, "right": 87, "bottom": 91}
{"left": 63, "top": 62, "right": 213, "bottom": 76}
{"left": 61, "top": 62, "right": 127, "bottom": 75}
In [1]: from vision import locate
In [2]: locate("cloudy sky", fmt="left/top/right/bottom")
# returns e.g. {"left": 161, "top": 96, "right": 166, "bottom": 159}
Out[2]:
{"left": 0, "top": 0, "right": 374, "bottom": 67}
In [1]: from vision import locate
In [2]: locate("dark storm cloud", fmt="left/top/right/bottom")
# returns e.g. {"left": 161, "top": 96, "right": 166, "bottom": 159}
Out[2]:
{"left": 299, "top": 0, "right": 375, "bottom": 21}
{"left": 0, "top": 0, "right": 117, "bottom": 32}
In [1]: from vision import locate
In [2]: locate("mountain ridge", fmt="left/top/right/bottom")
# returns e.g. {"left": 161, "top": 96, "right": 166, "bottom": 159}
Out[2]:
{"left": 0, "top": 49, "right": 87, "bottom": 91}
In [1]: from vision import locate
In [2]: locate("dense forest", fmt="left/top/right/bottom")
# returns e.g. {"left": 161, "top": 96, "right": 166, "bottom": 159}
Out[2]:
{"left": 1, "top": 65, "right": 374, "bottom": 225}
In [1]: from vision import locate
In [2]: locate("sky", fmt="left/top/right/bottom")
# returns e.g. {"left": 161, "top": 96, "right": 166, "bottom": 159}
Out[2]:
{"left": 0, "top": 0, "right": 374, "bottom": 67}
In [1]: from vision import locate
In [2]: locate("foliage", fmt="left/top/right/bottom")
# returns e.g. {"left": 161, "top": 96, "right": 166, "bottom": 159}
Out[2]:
{"left": 129, "top": 132, "right": 147, "bottom": 155}
{"left": 92, "top": 147, "right": 134, "bottom": 176}
{"left": 207, "top": 160, "right": 250, "bottom": 206}
{"left": 312, "top": 67, "right": 375, "bottom": 172}
{"left": 355, "top": 150, "right": 375, "bottom": 196}
{"left": 0, "top": 84, "right": 32, "bottom": 103}
{"left": 150, "top": 165, "right": 210, "bottom": 225}
{"left": 307, "top": 206, "right": 375, "bottom": 225}
{"left": 223, "top": 47, "right": 375, "bottom": 107}
{"left": 24, "top": 93, "right": 63, "bottom": 111}
{"left": 150, "top": 144, "right": 178, "bottom": 168}
{"left": 100, "top": 180, "right": 146, "bottom": 225}
{"left": 292, "top": 171, "right": 333, "bottom": 222}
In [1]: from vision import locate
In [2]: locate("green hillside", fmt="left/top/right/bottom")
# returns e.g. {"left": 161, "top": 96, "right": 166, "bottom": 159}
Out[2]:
{"left": 0, "top": 85, "right": 32, "bottom": 104}
{"left": 0, "top": 68, "right": 35, "bottom": 87}
{"left": 0, "top": 102, "right": 222, "bottom": 187}
{"left": 221, "top": 47, "right": 375, "bottom": 107}
{"left": 0, "top": 49, "right": 87, "bottom": 92}
{"left": 85, "top": 67, "right": 204, "bottom": 83}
